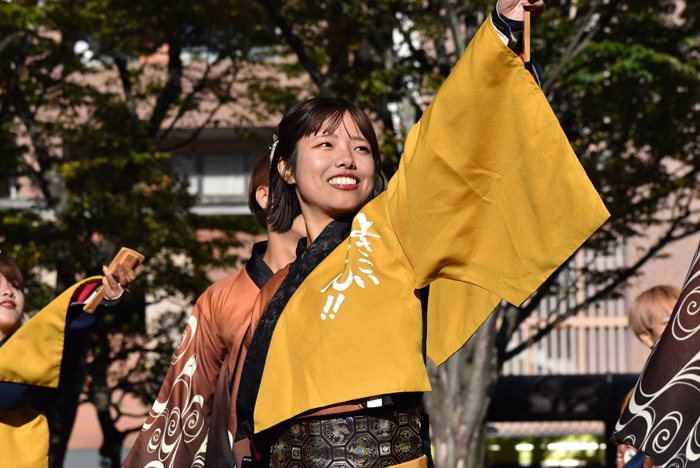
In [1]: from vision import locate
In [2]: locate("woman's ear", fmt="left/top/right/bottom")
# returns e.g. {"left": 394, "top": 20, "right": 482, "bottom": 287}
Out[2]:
{"left": 256, "top": 186, "right": 269, "bottom": 210}
{"left": 278, "top": 159, "right": 295, "bottom": 184}
{"left": 638, "top": 330, "right": 656, "bottom": 349}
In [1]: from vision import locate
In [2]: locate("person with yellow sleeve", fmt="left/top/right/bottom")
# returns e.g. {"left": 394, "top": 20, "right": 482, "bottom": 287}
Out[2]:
{"left": 0, "top": 253, "right": 136, "bottom": 467}
{"left": 229, "top": 1, "right": 610, "bottom": 467}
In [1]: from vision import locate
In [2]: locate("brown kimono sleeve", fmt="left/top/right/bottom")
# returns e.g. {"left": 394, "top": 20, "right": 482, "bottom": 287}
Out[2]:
{"left": 123, "top": 272, "right": 243, "bottom": 468}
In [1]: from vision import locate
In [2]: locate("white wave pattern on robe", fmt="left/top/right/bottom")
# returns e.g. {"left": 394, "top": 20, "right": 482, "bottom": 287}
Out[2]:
{"left": 614, "top": 247, "right": 700, "bottom": 468}
{"left": 189, "top": 431, "right": 208, "bottom": 468}
{"left": 139, "top": 315, "right": 206, "bottom": 468}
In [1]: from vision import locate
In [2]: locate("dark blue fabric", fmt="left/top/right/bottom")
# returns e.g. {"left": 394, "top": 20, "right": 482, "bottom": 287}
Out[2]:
{"left": 0, "top": 300, "right": 106, "bottom": 411}
{"left": 0, "top": 381, "right": 56, "bottom": 410}
{"left": 624, "top": 450, "right": 647, "bottom": 468}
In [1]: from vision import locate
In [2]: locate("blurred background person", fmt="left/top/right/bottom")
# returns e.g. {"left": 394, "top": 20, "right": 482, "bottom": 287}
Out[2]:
{"left": 0, "top": 253, "right": 136, "bottom": 467}
{"left": 616, "top": 285, "right": 680, "bottom": 468}
{"left": 123, "top": 152, "right": 305, "bottom": 468}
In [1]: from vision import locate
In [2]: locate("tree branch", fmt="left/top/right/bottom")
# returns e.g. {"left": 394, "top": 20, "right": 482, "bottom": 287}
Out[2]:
{"left": 543, "top": 0, "right": 603, "bottom": 96}
{"left": 114, "top": 55, "right": 140, "bottom": 125}
{"left": 439, "top": 0, "right": 467, "bottom": 54}
{"left": 502, "top": 213, "right": 700, "bottom": 362}
{"left": 0, "top": 31, "right": 22, "bottom": 56}
{"left": 157, "top": 61, "right": 218, "bottom": 144}
{"left": 256, "top": 0, "right": 330, "bottom": 95}
{"left": 148, "top": 43, "right": 183, "bottom": 137}
{"left": 123, "top": 425, "right": 146, "bottom": 435}
{"left": 117, "top": 411, "right": 149, "bottom": 419}
{"left": 0, "top": 31, "right": 32, "bottom": 120}
{"left": 157, "top": 70, "right": 238, "bottom": 152}
{"left": 12, "top": 86, "right": 71, "bottom": 216}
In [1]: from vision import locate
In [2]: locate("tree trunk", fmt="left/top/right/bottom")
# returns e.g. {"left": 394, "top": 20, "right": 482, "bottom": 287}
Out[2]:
{"left": 425, "top": 311, "right": 500, "bottom": 468}
{"left": 92, "top": 389, "right": 127, "bottom": 468}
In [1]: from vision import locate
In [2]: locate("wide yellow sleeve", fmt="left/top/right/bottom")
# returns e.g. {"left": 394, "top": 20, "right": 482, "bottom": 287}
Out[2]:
{"left": 0, "top": 277, "right": 100, "bottom": 389}
{"left": 0, "top": 406, "right": 49, "bottom": 467}
{"left": 386, "top": 16, "right": 609, "bottom": 308}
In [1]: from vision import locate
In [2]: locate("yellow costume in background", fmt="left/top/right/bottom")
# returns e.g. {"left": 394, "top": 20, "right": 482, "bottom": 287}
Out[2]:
{"left": 0, "top": 278, "right": 100, "bottom": 467}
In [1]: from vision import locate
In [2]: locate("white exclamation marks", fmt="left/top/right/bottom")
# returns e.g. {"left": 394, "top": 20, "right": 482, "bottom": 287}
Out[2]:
{"left": 330, "top": 294, "right": 345, "bottom": 319}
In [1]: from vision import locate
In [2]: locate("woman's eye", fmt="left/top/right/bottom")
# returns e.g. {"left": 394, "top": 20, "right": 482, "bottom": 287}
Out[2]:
{"left": 318, "top": 142, "right": 332, "bottom": 148}
{"left": 355, "top": 146, "right": 370, "bottom": 153}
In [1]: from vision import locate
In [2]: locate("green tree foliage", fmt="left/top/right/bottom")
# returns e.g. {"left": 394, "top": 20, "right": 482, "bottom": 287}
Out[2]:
{"left": 4, "top": 0, "right": 700, "bottom": 467}
{"left": 0, "top": 0, "right": 271, "bottom": 466}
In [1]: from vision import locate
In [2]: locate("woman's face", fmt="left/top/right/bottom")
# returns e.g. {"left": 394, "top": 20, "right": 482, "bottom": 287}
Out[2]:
{"left": 0, "top": 273, "right": 24, "bottom": 340}
{"left": 283, "top": 111, "right": 376, "bottom": 233}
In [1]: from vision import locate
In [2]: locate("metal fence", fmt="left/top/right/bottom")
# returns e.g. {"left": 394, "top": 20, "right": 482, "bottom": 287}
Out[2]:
{"left": 502, "top": 243, "right": 631, "bottom": 376}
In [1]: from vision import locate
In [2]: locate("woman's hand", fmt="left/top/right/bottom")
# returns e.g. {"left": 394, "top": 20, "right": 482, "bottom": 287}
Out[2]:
{"left": 102, "top": 263, "right": 137, "bottom": 300}
{"left": 498, "top": 0, "right": 546, "bottom": 22}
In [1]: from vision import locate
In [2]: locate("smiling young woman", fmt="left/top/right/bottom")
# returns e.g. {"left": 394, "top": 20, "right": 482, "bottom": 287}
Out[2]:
{"left": 263, "top": 97, "right": 385, "bottom": 241}
{"left": 229, "top": 1, "right": 610, "bottom": 468}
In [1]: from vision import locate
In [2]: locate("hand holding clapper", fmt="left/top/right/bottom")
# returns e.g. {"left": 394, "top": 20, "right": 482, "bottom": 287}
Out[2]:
{"left": 84, "top": 247, "right": 144, "bottom": 313}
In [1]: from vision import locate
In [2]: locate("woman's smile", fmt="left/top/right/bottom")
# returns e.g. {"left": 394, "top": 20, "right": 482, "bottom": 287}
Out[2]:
{"left": 327, "top": 173, "right": 360, "bottom": 190}
{"left": 0, "top": 299, "right": 16, "bottom": 309}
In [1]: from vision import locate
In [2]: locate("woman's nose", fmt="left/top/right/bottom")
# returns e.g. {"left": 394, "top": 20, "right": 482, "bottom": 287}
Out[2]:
{"left": 335, "top": 146, "right": 356, "bottom": 169}
{"left": 0, "top": 281, "right": 13, "bottom": 298}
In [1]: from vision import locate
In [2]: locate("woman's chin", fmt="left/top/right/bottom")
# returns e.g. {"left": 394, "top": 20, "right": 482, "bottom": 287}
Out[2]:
{"left": 302, "top": 191, "right": 373, "bottom": 223}
{"left": 326, "top": 199, "right": 368, "bottom": 218}
{"left": 0, "top": 312, "right": 21, "bottom": 334}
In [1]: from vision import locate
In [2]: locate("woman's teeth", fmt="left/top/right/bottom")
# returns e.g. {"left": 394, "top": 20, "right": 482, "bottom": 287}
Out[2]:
{"left": 329, "top": 177, "right": 358, "bottom": 186}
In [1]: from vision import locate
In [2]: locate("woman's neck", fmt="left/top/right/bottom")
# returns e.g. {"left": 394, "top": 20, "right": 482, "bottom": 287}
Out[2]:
{"left": 263, "top": 230, "right": 303, "bottom": 273}
{"left": 304, "top": 214, "right": 337, "bottom": 244}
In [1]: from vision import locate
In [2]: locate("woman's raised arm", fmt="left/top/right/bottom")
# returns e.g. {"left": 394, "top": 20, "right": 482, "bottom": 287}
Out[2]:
{"left": 384, "top": 6, "right": 608, "bottom": 307}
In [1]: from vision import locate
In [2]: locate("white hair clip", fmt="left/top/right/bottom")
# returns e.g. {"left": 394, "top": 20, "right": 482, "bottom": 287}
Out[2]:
{"left": 269, "top": 134, "right": 279, "bottom": 163}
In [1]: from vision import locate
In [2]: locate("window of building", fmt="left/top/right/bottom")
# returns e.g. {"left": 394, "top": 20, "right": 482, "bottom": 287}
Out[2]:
{"left": 173, "top": 152, "right": 259, "bottom": 211}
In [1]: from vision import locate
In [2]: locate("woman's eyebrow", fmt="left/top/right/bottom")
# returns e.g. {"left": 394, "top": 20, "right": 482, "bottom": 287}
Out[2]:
{"left": 350, "top": 136, "right": 369, "bottom": 143}
{"left": 314, "top": 133, "right": 368, "bottom": 143}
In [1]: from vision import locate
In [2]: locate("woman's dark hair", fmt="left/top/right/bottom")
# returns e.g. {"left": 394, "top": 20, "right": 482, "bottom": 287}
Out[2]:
{"left": 248, "top": 151, "right": 272, "bottom": 229}
{"left": 0, "top": 255, "right": 24, "bottom": 290}
{"left": 263, "top": 97, "right": 385, "bottom": 233}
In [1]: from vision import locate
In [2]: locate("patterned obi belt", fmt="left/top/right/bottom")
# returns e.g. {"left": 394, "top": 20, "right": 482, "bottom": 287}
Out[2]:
{"left": 269, "top": 406, "right": 423, "bottom": 468}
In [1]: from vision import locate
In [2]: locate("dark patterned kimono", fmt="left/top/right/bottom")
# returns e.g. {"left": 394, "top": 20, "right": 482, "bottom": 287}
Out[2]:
{"left": 613, "top": 242, "right": 700, "bottom": 468}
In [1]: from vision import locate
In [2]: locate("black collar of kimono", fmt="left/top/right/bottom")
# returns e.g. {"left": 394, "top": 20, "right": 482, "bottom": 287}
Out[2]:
{"left": 245, "top": 241, "right": 274, "bottom": 289}
{"left": 235, "top": 213, "right": 355, "bottom": 441}
{"left": 296, "top": 237, "right": 308, "bottom": 257}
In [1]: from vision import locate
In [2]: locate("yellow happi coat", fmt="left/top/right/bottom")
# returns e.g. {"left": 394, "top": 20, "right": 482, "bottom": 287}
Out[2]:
{"left": 0, "top": 278, "right": 100, "bottom": 467}
{"left": 245, "top": 16, "right": 610, "bottom": 435}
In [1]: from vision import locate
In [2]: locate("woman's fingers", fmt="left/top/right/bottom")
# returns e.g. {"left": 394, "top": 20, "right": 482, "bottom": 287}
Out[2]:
{"left": 114, "top": 263, "right": 136, "bottom": 289}
{"left": 524, "top": 0, "right": 546, "bottom": 20}
{"left": 101, "top": 262, "right": 139, "bottom": 301}
{"left": 498, "top": 0, "right": 546, "bottom": 22}
{"left": 102, "top": 265, "right": 120, "bottom": 298}
{"left": 122, "top": 263, "right": 137, "bottom": 284}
